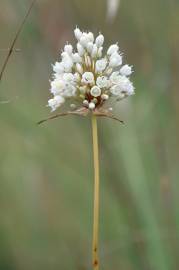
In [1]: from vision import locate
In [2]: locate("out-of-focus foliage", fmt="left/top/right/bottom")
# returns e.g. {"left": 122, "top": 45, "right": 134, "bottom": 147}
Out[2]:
{"left": 0, "top": 0, "right": 179, "bottom": 269}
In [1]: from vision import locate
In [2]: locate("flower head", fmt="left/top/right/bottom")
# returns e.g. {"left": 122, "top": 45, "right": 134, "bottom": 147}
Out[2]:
{"left": 48, "top": 27, "right": 135, "bottom": 113}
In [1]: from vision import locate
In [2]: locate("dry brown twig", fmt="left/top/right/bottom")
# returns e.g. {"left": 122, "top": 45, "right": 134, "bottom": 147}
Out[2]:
{"left": 0, "top": 0, "right": 36, "bottom": 81}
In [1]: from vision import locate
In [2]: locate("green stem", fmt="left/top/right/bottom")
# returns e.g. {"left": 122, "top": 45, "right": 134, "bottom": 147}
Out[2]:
{"left": 91, "top": 114, "right": 100, "bottom": 270}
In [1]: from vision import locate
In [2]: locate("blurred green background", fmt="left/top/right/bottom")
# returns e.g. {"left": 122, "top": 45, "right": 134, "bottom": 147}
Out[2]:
{"left": 0, "top": 0, "right": 179, "bottom": 269}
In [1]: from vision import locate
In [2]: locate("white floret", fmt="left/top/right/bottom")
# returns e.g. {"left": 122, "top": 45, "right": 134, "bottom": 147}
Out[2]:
{"left": 110, "top": 72, "right": 121, "bottom": 84}
{"left": 63, "top": 73, "right": 75, "bottom": 82}
{"left": 87, "top": 42, "right": 94, "bottom": 53}
{"left": 95, "top": 34, "right": 104, "bottom": 47}
{"left": 107, "top": 44, "right": 119, "bottom": 55}
{"left": 62, "top": 57, "right": 73, "bottom": 72}
{"left": 50, "top": 79, "right": 65, "bottom": 95}
{"left": 109, "top": 52, "right": 122, "bottom": 67}
{"left": 90, "top": 86, "right": 101, "bottom": 97}
{"left": 125, "top": 81, "right": 135, "bottom": 95}
{"left": 63, "top": 84, "right": 77, "bottom": 97}
{"left": 53, "top": 62, "right": 64, "bottom": 74}
{"left": 77, "top": 43, "right": 85, "bottom": 56}
{"left": 80, "top": 35, "right": 89, "bottom": 47}
{"left": 116, "top": 76, "right": 131, "bottom": 92}
{"left": 48, "top": 95, "right": 65, "bottom": 111}
{"left": 74, "top": 27, "right": 82, "bottom": 40}
{"left": 110, "top": 84, "right": 122, "bottom": 96}
{"left": 87, "top": 32, "right": 94, "bottom": 42}
{"left": 72, "top": 53, "right": 82, "bottom": 63}
{"left": 110, "top": 76, "right": 134, "bottom": 96}
{"left": 61, "top": 51, "right": 70, "bottom": 59}
{"left": 81, "top": 72, "right": 94, "bottom": 84}
{"left": 97, "top": 47, "right": 103, "bottom": 58}
{"left": 91, "top": 44, "right": 98, "bottom": 58}
{"left": 64, "top": 44, "right": 73, "bottom": 54}
{"left": 96, "top": 76, "right": 109, "bottom": 88}
{"left": 120, "top": 64, "right": 133, "bottom": 76}
{"left": 95, "top": 58, "right": 107, "bottom": 72}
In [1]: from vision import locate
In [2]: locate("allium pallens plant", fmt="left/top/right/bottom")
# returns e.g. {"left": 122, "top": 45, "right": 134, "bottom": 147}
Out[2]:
{"left": 47, "top": 27, "right": 134, "bottom": 118}
{"left": 39, "top": 28, "right": 134, "bottom": 270}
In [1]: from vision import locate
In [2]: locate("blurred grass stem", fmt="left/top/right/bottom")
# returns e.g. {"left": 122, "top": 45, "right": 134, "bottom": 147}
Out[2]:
{"left": 91, "top": 114, "right": 100, "bottom": 270}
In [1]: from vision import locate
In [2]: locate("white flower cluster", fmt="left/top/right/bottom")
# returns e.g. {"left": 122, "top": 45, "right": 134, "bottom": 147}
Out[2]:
{"left": 48, "top": 27, "right": 134, "bottom": 112}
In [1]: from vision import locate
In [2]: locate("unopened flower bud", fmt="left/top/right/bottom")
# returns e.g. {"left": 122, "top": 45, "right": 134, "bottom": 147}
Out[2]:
{"left": 89, "top": 102, "right": 95, "bottom": 110}
{"left": 101, "top": 94, "right": 109, "bottom": 100}
{"left": 64, "top": 44, "right": 73, "bottom": 54}
{"left": 95, "top": 34, "right": 104, "bottom": 47}
{"left": 77, "top": 43, "right": 85, "bottom": 56}
{"left": 91, "top": 44, "right": 98, "bottom": 58}
{"left": 74, "top": 27, "right": 82, "bottom": 40}
{"left": 83, "top": 99, "right": 89, "bottom": 106}
{"left": 87, "top": 32, "right": 94, "bottom": 42}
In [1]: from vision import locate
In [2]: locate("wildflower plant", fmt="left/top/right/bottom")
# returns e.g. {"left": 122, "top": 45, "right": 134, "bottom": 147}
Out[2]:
{"left": 46, "top": 27, "right": 134, "bottom": 118}
{"left": 39, "top": 27, "right": 135, "bottom": 270}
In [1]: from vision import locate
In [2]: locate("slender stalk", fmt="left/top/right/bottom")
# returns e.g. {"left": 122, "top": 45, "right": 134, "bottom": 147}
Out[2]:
{"left": 91, "top": 114, "right": 100, "bottom": 270}
{"left": 0, "top": 0, "right": 36, "bottom": 81}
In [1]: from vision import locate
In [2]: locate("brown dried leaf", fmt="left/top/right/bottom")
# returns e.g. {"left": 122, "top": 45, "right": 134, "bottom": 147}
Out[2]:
{"left": 37, "top": 107, "right": 89, "bottom": 125}
{"left": 94, "top": 109, "right": 124, "bottom": 124}
{"left": 37, "top": 107, "right": 124, "bottom": 125}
